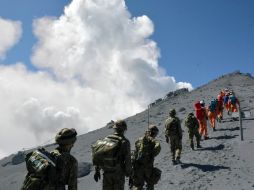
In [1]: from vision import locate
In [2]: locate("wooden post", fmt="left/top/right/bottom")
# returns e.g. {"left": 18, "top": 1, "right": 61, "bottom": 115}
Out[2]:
{"left": 148, "top": 105, "right": 150, "bottom": 128}
{"left": 239, "top": 104, "right": 243, "bottom": 141}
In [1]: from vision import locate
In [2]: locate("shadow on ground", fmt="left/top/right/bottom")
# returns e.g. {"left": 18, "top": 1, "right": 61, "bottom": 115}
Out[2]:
{"left": 210, "top": 135, "right": 238, "bottom": 140}
{"left": 181, "top": 163, "right": 230, "bottom": 172}
{"left": 200, "top": 144, "right": 225, "bottom": 151}
{"left": 217, "top": 127, "right": 239, "bottom": 131}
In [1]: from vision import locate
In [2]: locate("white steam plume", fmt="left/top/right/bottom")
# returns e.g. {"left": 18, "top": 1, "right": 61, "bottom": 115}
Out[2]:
{"left": 0, "top": 0, "right": 192, "bottom": 158}
{"left": 0, "top": 17, "right": 22, "bottom": 59}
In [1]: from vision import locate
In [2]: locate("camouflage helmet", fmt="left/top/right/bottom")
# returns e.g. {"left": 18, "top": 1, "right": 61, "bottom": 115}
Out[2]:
{"left": 148, "top": 125, "right": 159, "bottom": 133}
{"left": 113, "top": 120, "right": 127, "bottom": 131}
{"left": 55, "top": 128, "right": 77, "bottom": 145}
{"left": 169, "top": 109, "right": 176, "bottom": 117}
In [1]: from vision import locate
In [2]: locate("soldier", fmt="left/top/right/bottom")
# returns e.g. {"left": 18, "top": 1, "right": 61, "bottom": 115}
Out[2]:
{"left": 21, "top": 128, "right": 78, "bottom": 190}
{"left": 131, "top": 125, "right": 161, "bottom": 190}
{"left": 165, "top": 109, "right": 183, "bottom": 165}
{"left": 185, "top": 113, "right": 202, "bottom": 150}
{"left": 50, "top": 128, "right": 78, "bottom": 190}
{"left": 93, "top": 120, "right": 132, "bottom": 190}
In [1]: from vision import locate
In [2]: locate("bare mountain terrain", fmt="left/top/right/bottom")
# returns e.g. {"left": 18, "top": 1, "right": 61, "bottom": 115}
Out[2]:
{"left": 1, "top": 71, "right": 254, "bottom": 190}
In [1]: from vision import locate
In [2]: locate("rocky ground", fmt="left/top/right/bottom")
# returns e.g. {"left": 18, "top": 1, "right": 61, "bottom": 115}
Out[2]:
{"left": 0, "top": 71, "right": 254, "bottom": 190}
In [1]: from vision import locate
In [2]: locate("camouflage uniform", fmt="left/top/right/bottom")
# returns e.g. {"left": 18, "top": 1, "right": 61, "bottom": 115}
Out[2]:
{"left": 165, "top": 109, "right": 182, "bottom": 164}
{"left": 184, "top": 113, "right": 201, "bottom": 150}
{"left": 43, "top": 147, "right": 78, "bottom": 190}
{"left": 94, "top": 120, "right": 132, "bottom": 190}
{"left": 21, "top": 128, "right": 78, "bottom": 190}
{"left": 46, "top": 128, "right": 78, "bottom": 190}
{"left": 132, "top": 126, "right": 161, "bottom": 190}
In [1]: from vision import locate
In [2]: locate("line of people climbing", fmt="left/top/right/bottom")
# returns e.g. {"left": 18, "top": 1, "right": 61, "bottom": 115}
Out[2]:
{"left": 20, "top": 88, "right": 240, "bottom": 190}
{"left": 194, "top": 88, "right": 240, "bottom": 140}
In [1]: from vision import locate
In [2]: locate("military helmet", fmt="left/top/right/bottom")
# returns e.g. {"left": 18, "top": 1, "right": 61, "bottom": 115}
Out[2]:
{"left": 188, "top": 112, "right": 194, "bottom": 116}
{"left": 169, "top": 109, "right": 176, "bottom": 117}
{"left": 113, "top": 120, "right": 127, "bottom": 131}
{"left": 148, "top": 125, "right": 159, "bottom": 133}
{"left": 55, "top": 128, "right": 77, "bottom": 145}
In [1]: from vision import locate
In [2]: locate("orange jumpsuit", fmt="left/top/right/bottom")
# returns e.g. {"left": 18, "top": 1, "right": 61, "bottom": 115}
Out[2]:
{"left": 198, "top": 108, "right": 208, "bottom": 138}
{"left": 207, "top": 110, "right": 216, "bottom": 130}
{"left": 217, "top": 94, "right": 224, "bottom": 120}
{"left": 230, "top": 98, "right": 240, "bottom": 113}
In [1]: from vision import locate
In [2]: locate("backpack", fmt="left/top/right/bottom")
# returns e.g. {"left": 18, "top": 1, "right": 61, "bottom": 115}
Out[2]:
{"left": 230, "top": 96, "right": 237, "bottom": 104}
{"left": 165, "top": 118, "right": 180, "bottom": 137}
{"left": 224, "top": 96, "right": 229, "bottom": 104}
{"left": 133, "top": 136, "right": 154, "bottom": 164}
{"left": 194, "top": 101, "right": 204, "bottom": 120}
{"left": 91, "top": 134, "right": 122, "bottom": 170}
{"left": 209, "top": 100, "right": 217, "bottom": 112}
{"left": 21, "top": 148, "right": 58, "bottom": 190}
{"left": 150, "top": 167, "right": 162, "bottom": 184}
{"left": 185, "top": 116, "right": 198, "bottom": 129}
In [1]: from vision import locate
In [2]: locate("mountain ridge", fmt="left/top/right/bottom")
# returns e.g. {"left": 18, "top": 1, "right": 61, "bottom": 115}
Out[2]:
{"left": 1, "top": 71, "right": 254, "bottom": 190}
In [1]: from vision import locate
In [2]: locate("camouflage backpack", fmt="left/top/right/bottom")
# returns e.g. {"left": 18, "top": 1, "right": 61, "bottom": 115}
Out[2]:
{"left": 185, "top": 116, "right": 198, "bottom": 129}
{"left": 150, "top": 167, "right": 162, "bottom": 184}
{"left": 21, "top": 148, "right": 58, "bottom": 190}
{"left": 165, "top": 117, "right": 180, "bottom": 136}
{"left": 91, "top": 134, "right": 123, "bottom": 170}
{"left": 133, "top": 136, "right": 155, "bottom": 164}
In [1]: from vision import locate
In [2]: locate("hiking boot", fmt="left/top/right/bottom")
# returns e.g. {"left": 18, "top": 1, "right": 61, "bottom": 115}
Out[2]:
{"left": 172, "top": 160, "right": 177, "bottom": 165}
{"left": 212, "top": 128, "right": 216, "bottom": 132}
{"left": 204, "top": 136, "right": 209, "bottom": 140}
{"left": 190, "top": 144, "right": 194, "bottom": 150}
{"left": 197, "top": 144, "right": 202, "bottom": 148}
{"left": 176, "top": 157, "right": 182, "bottom": 164}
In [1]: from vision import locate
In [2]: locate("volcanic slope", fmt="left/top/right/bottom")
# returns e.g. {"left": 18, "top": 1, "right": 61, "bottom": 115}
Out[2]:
{"left": 0, "top": 71, "right": 254, "bottom": 190}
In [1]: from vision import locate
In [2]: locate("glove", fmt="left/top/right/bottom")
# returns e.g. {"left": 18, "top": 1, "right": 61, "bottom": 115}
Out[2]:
{"left": 94, "top": 170, "right": 101, "bottom": 182}
{"left": 165, "top": 136, "right": 169, "bottom": 143}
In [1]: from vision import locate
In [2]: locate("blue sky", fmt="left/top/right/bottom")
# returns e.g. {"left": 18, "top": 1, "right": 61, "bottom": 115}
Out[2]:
{"left": 127, "top": 0, "right": 254, "bottom": 87}
{"left": 0, "top": 0, "right": 253, "bottom": 87}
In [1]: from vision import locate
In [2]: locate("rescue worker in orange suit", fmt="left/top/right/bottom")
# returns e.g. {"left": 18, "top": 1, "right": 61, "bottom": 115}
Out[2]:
{"left": 207, "top": 99, "right": 217, "bottom": 131}
{"left": 195, "top": 100, "right": 209, "bottom": 140}
{"left": 217, "top": 90, "right": 225, "bottom": 121}
{"left": 223, "top": 92, "right": 230, "bottom": 115}
{"left": 229, "top": 94, "right": 240, "bottom": 113}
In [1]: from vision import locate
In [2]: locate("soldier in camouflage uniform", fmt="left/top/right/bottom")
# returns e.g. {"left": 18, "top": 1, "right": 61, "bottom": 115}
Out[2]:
{"left": 165, "top": 109, "right": 183, "bottom": 165}
{"left": 184, "top": 113, "right": 202, "bottom": 150}
{"left": 131, "top": 125, "right": 161, "bottom": 190}
{"left": 46, "top": 128, "right": 78, "bottom": 190}
{"left": 21, "top": 128, "right": 78, "bottom": 190}
{"left": 94, "top": 120, "right": 132, "bottom": 190}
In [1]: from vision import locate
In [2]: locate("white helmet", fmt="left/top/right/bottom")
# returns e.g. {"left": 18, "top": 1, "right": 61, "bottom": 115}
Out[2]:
{"left": 200, "top": 100, "right": 205, "bottom": 107}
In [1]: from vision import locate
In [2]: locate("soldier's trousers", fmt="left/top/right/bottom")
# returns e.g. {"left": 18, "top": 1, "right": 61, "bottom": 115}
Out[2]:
{"left": 188, "top": 130, "right": 201, "bottom": 147}
{"left": 169, "top": 136, "right": 182, "bottom": 161}
{"left": 102, "top": 171, "right": 125, "bottom": 190}
{"left": 132, "top": 165, "right": 154, "bottom": 190}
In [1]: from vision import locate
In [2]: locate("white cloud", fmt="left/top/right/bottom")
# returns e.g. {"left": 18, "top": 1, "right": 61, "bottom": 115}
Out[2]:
{"left": 0, "top": 149, "right": 7, "bottom": 159}
{"left": 0, "top": 17, "right": 22, "bottom": 59}
{"left": 0, "top": 0, "right": 192, "bottom": 158}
